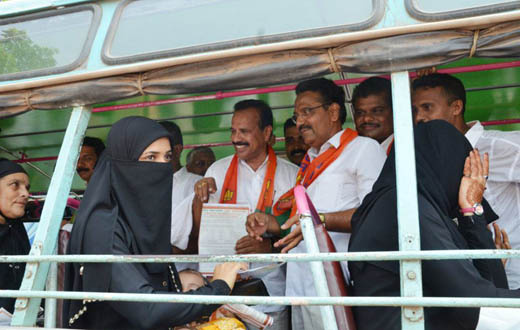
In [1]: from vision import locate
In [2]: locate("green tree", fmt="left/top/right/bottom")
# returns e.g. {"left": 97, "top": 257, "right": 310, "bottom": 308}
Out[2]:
{"left": 0, "top": 28, "right": 58, "bottom": 74}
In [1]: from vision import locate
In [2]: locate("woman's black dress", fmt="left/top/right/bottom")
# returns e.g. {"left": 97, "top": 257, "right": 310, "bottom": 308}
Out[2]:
{"left": 0, "top": 219, "right": 30, "bottom": 314}
{"left": 348, "top": 121, "right": 519, "bottom": 330}
{"left": 64, "top": 117, "right": 230, "bottom": 329}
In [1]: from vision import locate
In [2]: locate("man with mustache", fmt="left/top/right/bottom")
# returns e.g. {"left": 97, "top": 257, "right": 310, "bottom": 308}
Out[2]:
{"left": 352, "top": 77, "right": 394, "bottom": 155}
{"left": 173, "top": 99, "right": 298, "bottom": 330}
{"left": 283, "top": 118, "right": 309, "bottom": 166}
{"left": 76, "top": 136, "right": 105, "bottom": 185}
{"left": 246, "top": 78, "right": 386, "bottom": 330}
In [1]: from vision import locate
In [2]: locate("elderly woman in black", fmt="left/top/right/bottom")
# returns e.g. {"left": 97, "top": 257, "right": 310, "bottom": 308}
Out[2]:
{"left": 64, "top": 117, "right": 245, "bottom": 329}
{"left": 0, "top": 159, "right": 30, "bottom": 316}
{"left": 348, "top": 120, "right": 519, "bottom": 330}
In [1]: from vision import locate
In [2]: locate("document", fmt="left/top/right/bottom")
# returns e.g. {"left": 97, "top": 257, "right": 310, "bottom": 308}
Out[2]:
{"left": 199, "top": 203, "right": 250, "bottom": 273}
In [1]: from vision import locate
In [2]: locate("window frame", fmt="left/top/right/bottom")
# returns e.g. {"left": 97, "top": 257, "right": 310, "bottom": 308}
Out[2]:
{"left": 405, "top": 0, "right": 520, "bottom": 21}
{"left": 101, "top": 0, "right": 384, "bottom": 65}
{"left": 0, "top": 4, "right": 102, "bottom": 82}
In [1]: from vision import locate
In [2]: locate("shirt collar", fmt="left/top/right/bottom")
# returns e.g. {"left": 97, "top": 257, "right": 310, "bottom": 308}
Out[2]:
{"left": 465, "top": 121, "right": 484, "bottom": 148}
{"left": 308, "top": 129, "right": 344, "bottom": 159}
{"left": 238, "top": 154, "right": 269, "bottom": 173}
{"left": 381, "top": 134, "right": 394, "bottom": 149}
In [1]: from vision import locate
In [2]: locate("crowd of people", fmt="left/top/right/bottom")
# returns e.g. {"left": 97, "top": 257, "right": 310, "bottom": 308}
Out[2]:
{"left": 0, "top": 73, "right": 519, "bottom": 330}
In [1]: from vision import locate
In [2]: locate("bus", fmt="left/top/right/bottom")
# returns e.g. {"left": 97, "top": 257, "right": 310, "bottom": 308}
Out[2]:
{"left": 1, "top": 0, "right": 520, "bottom": 328}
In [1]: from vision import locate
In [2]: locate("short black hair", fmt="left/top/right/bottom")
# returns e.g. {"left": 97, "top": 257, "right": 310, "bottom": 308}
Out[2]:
{"left": 233, "top": 99, "right": 273, "bottom": 130}
{"left": 283, "top": 117, "right": 296, "bottom": 134}
{"left": 295, "top": 78, "right": 347, "bottom": 124}
{"left": 352, "top": 77, "right": 392, "bottom": 109}
{"left": 82, "top": 137, "right": 105, "bottom": 158}
{"left": 159, "top": 121, "right": 183, "bottom": 146}
{"left": 186, "top": 146, "right": 215, "bottom": 164}
{"left": 412, "top": 73, "right": 466, "bottom": 114}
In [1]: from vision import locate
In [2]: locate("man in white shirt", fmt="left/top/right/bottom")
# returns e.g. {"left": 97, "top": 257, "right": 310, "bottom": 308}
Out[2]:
{"left": 247, "top": 78, "right": 386, "bottom": 330}
{"left": 412, "top": 73, "right": 520, "bottom": 288}
{"left": 175, "top": 100, "right": 298, "bottom": 330}
{"left": 159, "top": 121, "right": 203, "bottom": 259}
{"left": 352, "top": 77, "right": 394, "bottom": 154}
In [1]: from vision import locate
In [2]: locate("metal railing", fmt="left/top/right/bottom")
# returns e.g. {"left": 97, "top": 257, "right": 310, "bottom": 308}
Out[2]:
{"left": 1, "top": 250, "right": 520, "bottom": 328}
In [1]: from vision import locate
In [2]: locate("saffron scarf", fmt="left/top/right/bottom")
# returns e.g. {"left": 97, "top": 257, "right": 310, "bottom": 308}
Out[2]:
{"left": 220, "top": 146, "right": 277, "bottom": 214}
{"left": 386, "top": 139, "right": 394, "bottom": 156}
{"left": 273, "top": 129, "right": 358, "bottom": 218}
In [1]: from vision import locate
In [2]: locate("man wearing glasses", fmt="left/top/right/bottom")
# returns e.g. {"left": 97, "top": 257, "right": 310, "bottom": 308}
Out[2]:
{"left": 246, "top": 78, "right": 386, "bottom": 330}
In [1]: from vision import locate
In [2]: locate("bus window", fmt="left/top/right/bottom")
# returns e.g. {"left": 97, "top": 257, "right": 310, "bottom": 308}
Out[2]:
{"left": 406, "top": 0, "right": 520, "bottom": 21}
{"left": 0, "top": 5, "right": 100, "bottom": 81}
{"left": 102, "top": 0, "right": 383, "bottom": 64}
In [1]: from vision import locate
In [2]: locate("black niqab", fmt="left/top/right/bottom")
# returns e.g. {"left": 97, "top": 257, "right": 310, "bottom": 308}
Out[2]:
{"left": 0, "top": 159, "right": 30, "bottom": 313}
{"left": 67, "top": 116, "right": 174, "bottom": 294}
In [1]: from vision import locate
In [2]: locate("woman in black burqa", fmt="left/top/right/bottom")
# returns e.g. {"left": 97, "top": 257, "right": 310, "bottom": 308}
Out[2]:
{"left": 348, "top": 120, "right": 519, "bottom": 330}
{"left": 0, "top": 159, "right": 30, "bottom": 315}
{"left": 64, "top": 117, "right": 245, "bottom": 329}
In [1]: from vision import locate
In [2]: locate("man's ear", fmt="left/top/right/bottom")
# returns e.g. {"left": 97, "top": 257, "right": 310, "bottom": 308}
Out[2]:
{"left": 450, "top": 99, "right": 464, "bottom": 116}
{"left": 263, "top": 125, "right": 273, "bottom": 142}
{"left": 329, "top": 103, "right": 341, "bottom": 123}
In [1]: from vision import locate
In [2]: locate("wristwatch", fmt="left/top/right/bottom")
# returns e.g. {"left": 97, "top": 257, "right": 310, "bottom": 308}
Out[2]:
{"left": 460, "top": 203, "right": 484, "bottom": 216}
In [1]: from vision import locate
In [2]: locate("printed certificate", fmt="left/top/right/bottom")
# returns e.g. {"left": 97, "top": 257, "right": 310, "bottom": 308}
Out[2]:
{"left": 198, "top": 203, "right": 250, "bottom": 273}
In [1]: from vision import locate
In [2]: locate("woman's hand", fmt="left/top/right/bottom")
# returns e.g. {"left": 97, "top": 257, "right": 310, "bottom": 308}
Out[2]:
{"left": 212, "top": 262, "right": 248, "bottom": 291}
{"left": 459, "top": 149, "right": 488, "bottom": 210}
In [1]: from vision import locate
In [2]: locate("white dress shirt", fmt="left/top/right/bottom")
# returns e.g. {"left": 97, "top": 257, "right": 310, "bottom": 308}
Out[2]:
{"left": 173, "top": 153, "right": 298, "bottom": 313}
{"left": 465, "top": 121, "right": 520, "bottom": 289}
{"left": 286, "top": 130, "right": 386, "bottom": 298}
{"left": 170, "top": 167, "right": 202, "bottom": 250}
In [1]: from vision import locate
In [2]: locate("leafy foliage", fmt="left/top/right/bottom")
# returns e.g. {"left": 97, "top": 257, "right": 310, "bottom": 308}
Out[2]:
{"left": 0, "top": 28, "right": 58, "bottom": 74}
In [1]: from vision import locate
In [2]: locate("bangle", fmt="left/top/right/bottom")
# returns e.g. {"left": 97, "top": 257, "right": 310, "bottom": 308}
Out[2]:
{"left": 319, "top": 213, "right": 326, "bottom": 227}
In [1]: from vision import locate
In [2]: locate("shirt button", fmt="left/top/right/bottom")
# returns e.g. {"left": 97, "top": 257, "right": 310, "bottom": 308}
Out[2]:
{"left": 162, "top": 281, "right": 168, "bottom": 287}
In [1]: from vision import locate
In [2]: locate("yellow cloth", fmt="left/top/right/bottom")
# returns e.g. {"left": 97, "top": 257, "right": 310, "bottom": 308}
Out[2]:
{"left": 198, "top": 317, "right": 246, "bottom": 330}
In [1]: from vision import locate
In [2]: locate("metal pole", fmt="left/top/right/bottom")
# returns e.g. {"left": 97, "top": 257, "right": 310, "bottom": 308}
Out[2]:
{"left": 391, "top": 71, "right": 424, "bottom": 330}
{"left": 43, "top": 251, "right": 58, "bottom": 328}
{"left": 3, "top": 290, "right": 520, "bottom": 308}
{"left": 339, "top": 71, "right": 356, "bottom": 123}
{"left": 11, "top": 106, "right": 91, "bottom": 326}
{"left": 1, "top": 248, "right": 520, "bottom": 264}
{"left": 300, "top": 214, "right": 339, "bottom": 330}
